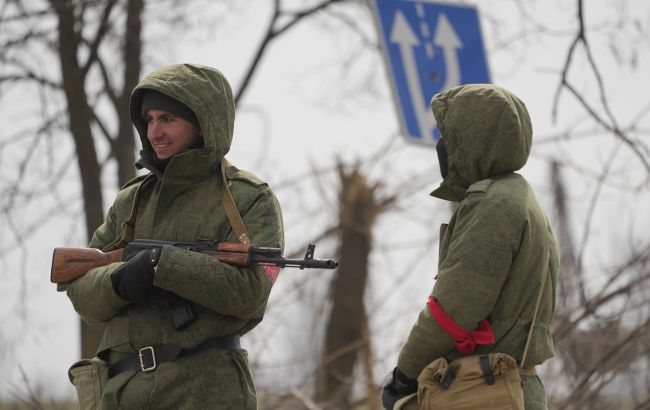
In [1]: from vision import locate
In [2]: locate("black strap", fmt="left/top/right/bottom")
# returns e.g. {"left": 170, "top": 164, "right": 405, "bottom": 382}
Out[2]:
{"left": 440, "top": 368, "right": 456, "bottom": 390}
{"left": 479, "top": 355, "right": 495, "bottom": 385}
{"left": 108, "top": 335, "right": 241, "bottom": 378}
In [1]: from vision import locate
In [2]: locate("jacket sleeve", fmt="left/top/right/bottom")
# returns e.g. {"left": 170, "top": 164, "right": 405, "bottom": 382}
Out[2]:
{"left": 152, "top": 186, "right": 284, "bottom": 320}
{"left": 397, "top": 192, "right": 518, "bottom": 379}
{"left": 65, "top": 203, "right": 131, "bottom": 323}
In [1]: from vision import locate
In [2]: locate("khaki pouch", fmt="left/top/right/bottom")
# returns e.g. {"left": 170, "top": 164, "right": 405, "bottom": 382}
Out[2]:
{"left": 68, "top": 357, "right": 109, "bottom": 410}
{"left": 417, "top": 353, "right": 524, "bottom": 410}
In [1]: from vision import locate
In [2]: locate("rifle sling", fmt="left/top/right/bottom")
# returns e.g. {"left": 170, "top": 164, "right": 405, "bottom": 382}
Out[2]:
{"left": 220, "top": 158, "right": 250, "bottom": 245}
{"left": 520, "top": 254, "right": 550, "bottom": 370}
{"left": 103, "top": 158, "right": 249, "bottom": 250}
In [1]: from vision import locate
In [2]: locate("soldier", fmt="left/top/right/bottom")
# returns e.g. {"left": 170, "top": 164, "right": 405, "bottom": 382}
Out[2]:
{"left": 65, "top": 64, "right": 284, "bottom": 409}
{"left": 382, "top": 84, "right": 559, "bottom": 410}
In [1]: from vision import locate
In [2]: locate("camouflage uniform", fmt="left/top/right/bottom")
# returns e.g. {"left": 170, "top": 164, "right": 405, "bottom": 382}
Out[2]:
{"left": 66, "top": 64, "right": 284, "bottom": 409}
{"left": 396, "top": 84, "right": 559, "bottom": 410}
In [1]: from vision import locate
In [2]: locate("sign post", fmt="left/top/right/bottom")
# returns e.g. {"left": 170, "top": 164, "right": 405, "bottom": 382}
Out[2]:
{"left": 371, "top": 0, "right": 491, "bottom": 145}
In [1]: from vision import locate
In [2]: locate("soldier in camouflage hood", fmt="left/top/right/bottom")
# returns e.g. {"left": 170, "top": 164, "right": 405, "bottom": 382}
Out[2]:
{"left": 382, "top": 84, "right": 559, "bottom": 410}
{"left": 66, "top": 64, "right": 284, "bottom": 409}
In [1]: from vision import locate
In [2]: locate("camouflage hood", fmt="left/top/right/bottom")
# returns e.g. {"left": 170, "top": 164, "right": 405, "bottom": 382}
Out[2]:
{"left": 130, "top": 64, "right": 235, "bottom": 173}
{"left": 430, "top": 84, "right": 532, "bottom": 201}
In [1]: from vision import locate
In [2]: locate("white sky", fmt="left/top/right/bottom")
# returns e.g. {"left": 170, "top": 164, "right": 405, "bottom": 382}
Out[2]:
{"left": 1, "top": 0, "right": 649, "bottom": 401}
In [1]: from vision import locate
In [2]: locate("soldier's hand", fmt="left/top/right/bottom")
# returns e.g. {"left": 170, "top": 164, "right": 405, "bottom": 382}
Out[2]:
{"left": 111, "top": 249, "right": 158, "bottom": 303}
{"left": 381, "top": 367, "right": 418, "bottom": 410}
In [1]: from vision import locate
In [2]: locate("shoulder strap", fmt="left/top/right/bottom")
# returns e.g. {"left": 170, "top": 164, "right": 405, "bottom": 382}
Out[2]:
{"left": 102, "top": 161, "right": 251, "bottom": 250}
{"left": 520, "top": 256, "right": 550, "bottom": 369}
{"left": 102, "top": 174, "right": 155, "bottom": 252}
{"left": 220, "top": 158, "right": 250, "bottom": 245}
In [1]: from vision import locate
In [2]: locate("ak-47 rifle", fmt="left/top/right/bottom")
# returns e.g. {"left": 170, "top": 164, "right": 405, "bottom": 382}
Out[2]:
{"left": 51, "top": 239, "right": 338, "bottom": 285}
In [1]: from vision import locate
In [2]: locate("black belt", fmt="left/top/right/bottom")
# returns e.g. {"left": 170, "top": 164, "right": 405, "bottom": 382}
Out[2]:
{"left": 108, "top": 335, "right": 240, "bottom": 378}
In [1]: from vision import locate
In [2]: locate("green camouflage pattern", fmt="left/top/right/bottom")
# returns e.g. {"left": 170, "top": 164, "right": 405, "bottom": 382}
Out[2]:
{"left": 66, "top": 64, "right": 284, "bottom": 409}
{"left": 397, "top": 84, "right": 559, "bottom": 410}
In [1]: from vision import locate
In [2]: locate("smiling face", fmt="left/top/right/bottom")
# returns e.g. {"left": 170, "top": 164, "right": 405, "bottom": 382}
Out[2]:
{"left": 145, "top": 109, "right": 202, "bottom": 160}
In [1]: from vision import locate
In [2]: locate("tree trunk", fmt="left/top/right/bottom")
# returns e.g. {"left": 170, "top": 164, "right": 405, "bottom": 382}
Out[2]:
{"left": 115, "top": 0, "right": 144, "bottom": 186}
{"left": 317, "top": 164, "right": 388, "bottom": 409}
{"left": 51, "top": 0, "right": 105, "bottom": 359}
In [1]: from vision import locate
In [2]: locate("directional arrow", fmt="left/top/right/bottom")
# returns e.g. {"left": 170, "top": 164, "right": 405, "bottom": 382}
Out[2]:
{"left": 390, "top": 11, "right": 435, "bottom": 141}
{"left": 372, "top": 1, "right": 490, "bottom": 145}
{"left": 434, "top": 13, "right": 463, "bottom": 92}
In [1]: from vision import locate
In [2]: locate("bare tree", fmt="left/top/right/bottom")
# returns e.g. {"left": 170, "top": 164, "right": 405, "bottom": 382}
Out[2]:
{"left": 1, "top": 0, "right": 145, "bottom": 358}
{"left": 549, "top": 159, "right": 650, "bottom": 409}
{"left": 520, "top": 1, "right": 650, "bottom": 408}
{"left": 1, "top": 0, "right": 368, "bottom": 401}
{"left": 1, "top": 0, "right": 650, "bottom": 408}
{"left": 316, "top": 162, "right": 394, "bottom": 409}
{"left": 264, "top": 1, "right": 650, "bottom": 407}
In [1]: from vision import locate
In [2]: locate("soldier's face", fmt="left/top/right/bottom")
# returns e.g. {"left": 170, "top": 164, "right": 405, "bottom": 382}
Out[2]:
{"left": 146, "top": 109, "right": 202, "bottom": 160}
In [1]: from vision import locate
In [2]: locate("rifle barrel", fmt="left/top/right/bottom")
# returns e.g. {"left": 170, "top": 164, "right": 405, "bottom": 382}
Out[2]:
{"left": 257, "top": 257, "right": 338, "bottom": 270}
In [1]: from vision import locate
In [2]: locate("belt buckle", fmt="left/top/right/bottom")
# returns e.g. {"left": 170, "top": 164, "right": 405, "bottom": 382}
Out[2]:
{"left": 138, "top": 346, "right": 157, "bottom": 372}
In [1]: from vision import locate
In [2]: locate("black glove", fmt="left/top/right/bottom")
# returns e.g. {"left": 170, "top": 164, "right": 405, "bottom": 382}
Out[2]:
{"left": 111, "top": 249, "right": 159, "bottom": 303}
{"left": 381, "top": 367, "right": 418, "bottom": 410}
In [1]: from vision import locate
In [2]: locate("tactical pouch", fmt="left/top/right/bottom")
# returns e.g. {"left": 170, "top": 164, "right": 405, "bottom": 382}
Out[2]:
{"left": 68, "top": 357, "right": 109, "bottom": 410}
{"left": 415, "top": 353, "right": 524, "bottom": 410}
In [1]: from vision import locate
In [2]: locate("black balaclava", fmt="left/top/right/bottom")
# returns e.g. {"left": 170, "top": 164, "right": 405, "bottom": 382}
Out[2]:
{"left": 436, "top": 138, "right": 449, "bottom": 179}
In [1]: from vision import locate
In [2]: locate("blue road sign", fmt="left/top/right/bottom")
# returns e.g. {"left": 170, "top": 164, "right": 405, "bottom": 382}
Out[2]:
{"left": 372, "top": 0, "right": 491, "bottom": 145}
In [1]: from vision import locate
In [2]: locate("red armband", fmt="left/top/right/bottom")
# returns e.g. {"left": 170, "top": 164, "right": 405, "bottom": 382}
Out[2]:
{"left": 262, "top": 265, "right": 280, "bottom": 285}
{"left": 427, "top": 296, "right": 495, "bottom": 354}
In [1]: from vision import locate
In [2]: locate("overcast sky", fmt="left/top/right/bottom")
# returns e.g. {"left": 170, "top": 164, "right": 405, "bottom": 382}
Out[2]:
{"left": 1, "top": 0, "right": 649, "bottom": 401}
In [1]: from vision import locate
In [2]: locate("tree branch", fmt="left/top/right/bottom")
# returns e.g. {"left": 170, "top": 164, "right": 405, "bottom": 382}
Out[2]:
{"left": 80, "top": 0, "right": 117, "bottom": 78}
{"left": 551, "top": 0, "right": 650, "bottom": 177}
{"left": 235, "top": 0, "right": 349, "bottom": 105}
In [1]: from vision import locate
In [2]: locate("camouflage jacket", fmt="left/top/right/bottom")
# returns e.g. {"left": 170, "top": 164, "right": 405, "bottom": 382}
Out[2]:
{"left": 398, "top": 84, "right": 560, "bottom": 382}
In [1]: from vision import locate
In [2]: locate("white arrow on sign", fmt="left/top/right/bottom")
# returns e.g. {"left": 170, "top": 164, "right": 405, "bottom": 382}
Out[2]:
{"left": 390, "top": 10, "right": 435, "bottom": 141}
{"left": 433, "top": 13, "right": 463, "bottom": 92}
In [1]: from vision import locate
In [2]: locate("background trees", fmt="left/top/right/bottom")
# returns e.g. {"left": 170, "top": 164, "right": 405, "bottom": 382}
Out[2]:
{"left": 1, "top": 0, "right": 649, "bottom": 408}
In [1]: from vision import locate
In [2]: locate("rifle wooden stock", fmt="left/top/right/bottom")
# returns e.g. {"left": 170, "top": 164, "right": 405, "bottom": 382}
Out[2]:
{"left": 50, "top": 243, "right": 251, "bottom": 284}
{"left": 51, "top": 247, "right": 124, "bottom": 284}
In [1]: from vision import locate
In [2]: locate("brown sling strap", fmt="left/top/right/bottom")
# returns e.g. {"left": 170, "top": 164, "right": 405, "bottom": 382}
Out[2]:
{"left": 104, "top": 157, "right": 250, "bottom": 252}
{"left": 520, "top": 254, "right": 550, "bottom": 372}
{"left": 220, "top": 158, "right": 250, "bottom": 245}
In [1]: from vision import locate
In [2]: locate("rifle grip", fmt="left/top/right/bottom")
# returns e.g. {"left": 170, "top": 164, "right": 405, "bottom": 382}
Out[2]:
{"left": 170, "top": 302, "right": 195, "bottom": 329}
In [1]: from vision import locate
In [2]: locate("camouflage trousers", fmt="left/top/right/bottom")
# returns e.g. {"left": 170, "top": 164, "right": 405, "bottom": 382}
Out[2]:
{"left": 523, "top": 374, "right": 548, "bottom": 410}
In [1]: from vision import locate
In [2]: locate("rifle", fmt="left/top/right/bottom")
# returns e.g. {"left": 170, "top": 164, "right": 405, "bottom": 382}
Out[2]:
{"left": 51, "top": 239, "right": 338, "bottom": 285}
